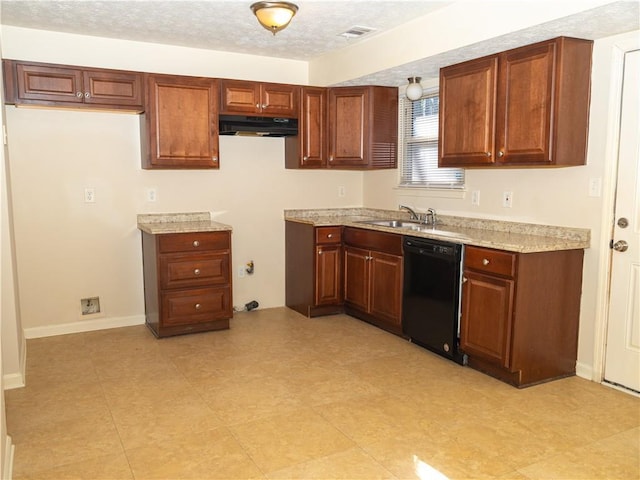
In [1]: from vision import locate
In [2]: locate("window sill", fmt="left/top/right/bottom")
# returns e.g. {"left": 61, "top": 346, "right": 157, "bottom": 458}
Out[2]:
{"left": 394, "top": 186, "right": 466, "bottom": 199}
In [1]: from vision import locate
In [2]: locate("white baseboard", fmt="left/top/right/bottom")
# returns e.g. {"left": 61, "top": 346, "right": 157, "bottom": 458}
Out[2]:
{"left": 575, "top": 361, "right": 594, "bottom": 381}
{"left": 3, "top": 335, "right": 26, "bottom": 391}
{"left": 24, "top": 314, "right": 146, "bottom": 339}
{"left": 3, "top": 435, "right": 14, "bottom": 480}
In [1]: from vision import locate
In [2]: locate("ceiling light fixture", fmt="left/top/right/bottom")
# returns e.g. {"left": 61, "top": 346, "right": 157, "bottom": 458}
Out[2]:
{"left": 250, "top": 1, "right": 298, "bottom": 35}
{"left": 406, "top": 77, "right": 423, "bottom": 101}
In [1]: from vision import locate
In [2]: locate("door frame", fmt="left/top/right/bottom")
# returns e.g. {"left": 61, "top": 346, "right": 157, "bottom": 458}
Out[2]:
{"left": 592, "top": 32, "right": 640, "bottom": 387}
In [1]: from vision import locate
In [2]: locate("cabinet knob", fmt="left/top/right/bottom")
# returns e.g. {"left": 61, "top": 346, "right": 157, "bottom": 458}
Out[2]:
{"left": 212, "top": 155, "right": 218, "bottom": 161}
{"left": 192, "top": 240, "right": 200, "bottom": 247}
{"left": 303, "top": 156, "right": 308, "bottom": 161}
{"left": 318, "top": 250, "right": 323, "bottom": 255}
{"left": 329, "top": 156, "right": 334, "bottom": 162}
{"left": 485, "top": 152, "right": 492, "bottom": 157}
{"left": 84, "top": 92, "right": 90, "bottom": 99}
{"left": 256, "top": 103, "right": 260, "bottom": 109}
{"left": 194, "top": 303, "right": 201, "bottom": 310}
{"left": 76, "top": 92, "right": 83, "bottom": 98}
{"left": 327, "top": 234, "right": 333, "bottom": 238}
{"left": 262, "top": 104, "right": 268, "bottom": 109}
{"left": 194, "top": 268, "right": 201, "bottom": 275}
{"left": 497, "top": 151, "right": 504, "bottom": 157}
{"left": 482, "top": 258, "right": 490, "bottom": 265}
{"left": 462, "top": 277, "right": 468, "bottom": 283}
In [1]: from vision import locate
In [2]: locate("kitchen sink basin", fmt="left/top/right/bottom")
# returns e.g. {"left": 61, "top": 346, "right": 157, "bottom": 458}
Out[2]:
{"left": 358, "top": 219, "right": 423, "bottom": 229}
{"left": 356, "top": 219, "right": 471, "bottom": 240}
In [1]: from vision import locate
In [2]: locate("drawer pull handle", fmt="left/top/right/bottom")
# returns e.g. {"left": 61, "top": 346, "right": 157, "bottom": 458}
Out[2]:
{"left": 194, "top": 303, "right": 201, "bottom": 310}
{"left": 482, "top": 258, "right": 490, "bottom": 265}
{"left": 192, "top": 240, "right": 200, "bottom": 247}
{"left": 194, "top": 268, "right": 201, "bottom": 275}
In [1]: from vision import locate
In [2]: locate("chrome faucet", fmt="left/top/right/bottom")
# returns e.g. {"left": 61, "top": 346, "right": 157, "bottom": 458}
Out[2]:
{"left": 426, "top": 208, "right": 437, "bottom": 226}
{"left": 399, "top": 205, "right": 420, "bottom": 221}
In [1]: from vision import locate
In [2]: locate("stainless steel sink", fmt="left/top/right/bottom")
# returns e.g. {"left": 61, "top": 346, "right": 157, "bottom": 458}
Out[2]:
{"left": 356, "top": 219, "right": 470, "bottom": 240}
{"left": 358, "top": 219, "right": 423, "bottom": 229}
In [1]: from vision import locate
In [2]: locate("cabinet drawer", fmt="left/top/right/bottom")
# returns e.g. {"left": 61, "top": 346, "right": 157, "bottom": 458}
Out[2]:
{"left": 343, "top": 227, "right": 403, "bottom": 256}
{"left": 465, "top": 246, "right": 516, "bottom": 277}
{"left": 315, "top": 226, "right": 342, "bottom": 245}
{"left": 161, "top": 287, "right": 231, "bottom": 326}
{"left": 158, "top": 231, "right": 230, "bottom": 253}
{"left": 160, "top": 252, "right": 229, "bottom": 289}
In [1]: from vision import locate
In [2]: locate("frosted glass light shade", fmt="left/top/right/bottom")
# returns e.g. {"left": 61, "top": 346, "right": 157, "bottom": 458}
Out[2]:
{"left": 251, "top": 2, "right": 298, "bottom": 35}
{"left": 406, "top": 77, "right": 423, "bottom": 101}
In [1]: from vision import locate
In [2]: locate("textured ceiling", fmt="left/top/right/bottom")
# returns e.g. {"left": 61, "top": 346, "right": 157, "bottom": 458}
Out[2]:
{"left": 1, "top": 0, "right": 638, "bottom": 86}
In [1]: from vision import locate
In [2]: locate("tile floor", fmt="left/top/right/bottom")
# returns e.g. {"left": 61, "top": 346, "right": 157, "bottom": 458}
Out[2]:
{"left": 6, "top": 307, "right": 640, "bottom": 480}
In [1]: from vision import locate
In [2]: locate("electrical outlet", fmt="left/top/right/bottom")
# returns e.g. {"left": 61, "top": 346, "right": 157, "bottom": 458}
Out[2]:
{"left": 146, "top": 188, "right": 157, "bottom": 202}
{"left": 81, "top": 297, "right": 100, "bottom": 315}
{"left": 84, "top": 188, "right": 95, "bottom": 203}
{"left": 238, "top": 266, "right": 245, "bottom": 278}
{"left": 338, "top": 186, "right": 346, "bottom": 197}
{"left": 471, "top": 190, "right": 480, "bottom": 206}
{"left": 502, "top": 191, "right": 513, "bottom": 208}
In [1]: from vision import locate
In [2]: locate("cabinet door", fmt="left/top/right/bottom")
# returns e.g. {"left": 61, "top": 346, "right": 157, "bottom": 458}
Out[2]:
{"left": 315, "top": 245, "right": 342, "bottom": 305}
{"left": 219, "top": 79, "right": 260, "bottom": 114}
{"left": 15, "top": 63, "right": 84, "bottom": 104}
{"left": 143, "top": 74, "right": 219, "bottom": 169}
{"left": 495, "top": 42, "right": 555, "bottom": 165}
{"left": 369, "top": 251, "right": 403, "bottom": 326}
{"left": 328, "top": 88, "right": 368, "bottom": 167}
{"left": 344, "top": 246, "right": 369, "bottom": 311}
{"left": 261, "top": 83, "right": 299, "bottom": 117}
{"left": 83, "top": 70, "right": 143, "bottom": 108}
{"left": 439, "top": 56, "right": 498, "bottom": 167}
{"left": 301, "top": 87, "right": 327, "bottom": 167}
{"left": 460, "top": 270, "right": 514, "bottom": 368}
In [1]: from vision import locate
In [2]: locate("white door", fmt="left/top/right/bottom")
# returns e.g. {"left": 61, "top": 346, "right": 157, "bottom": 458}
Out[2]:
{"left": 604, "top": 49, "right": 640, "bottom": 392}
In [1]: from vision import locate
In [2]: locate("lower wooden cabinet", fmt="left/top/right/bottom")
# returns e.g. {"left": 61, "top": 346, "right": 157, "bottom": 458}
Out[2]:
{"left": 285, "top": 221, "right": 343, "bottom": 317}
{"left": 460, "top": 245, "right": 584, "bottom": 387}
{"left": 142, "top": 230, "right": 232, "bottom": 337}
{"left": 343, "top": 227, "right": 403, "bottom": 334}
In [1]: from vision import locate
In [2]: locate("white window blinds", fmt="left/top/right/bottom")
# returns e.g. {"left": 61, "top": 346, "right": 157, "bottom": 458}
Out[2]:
{"left": 399, "top": 91, "right": 464, "bottom": 188}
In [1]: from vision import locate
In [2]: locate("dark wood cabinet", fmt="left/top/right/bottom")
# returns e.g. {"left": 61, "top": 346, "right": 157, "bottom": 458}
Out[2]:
{"left": 285, "top": 87, "right": 328, "bottom": 168}
{"left": 328, "top": 86, "right": 398, "bottom": 170}
{"left": 142, "top": 230, "right": 232, "bottom": 337}
{"left": 343, "top": 227, "right": 403, "bottom": 334}
{"left": 220, "top": 79, "right": 299, "bottom": 117}
{"left": 439, "top": 36, "right": 592, "bottom": 168}
{"left": 460, "top": 245, "right": 584, "bottom": 387}
{"left": 3, "top": 59, "right": 143, "bottom": 111}
{"left": 140, "top": 74, "right": 219, "bottom": 169}
{"left": 285, "top": 222, "right": 343, "bottom": 317}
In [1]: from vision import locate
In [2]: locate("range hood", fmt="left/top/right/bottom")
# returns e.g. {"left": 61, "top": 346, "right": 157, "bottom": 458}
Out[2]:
{"left": 219, "top": 115, "right": 298, "bottom": 137}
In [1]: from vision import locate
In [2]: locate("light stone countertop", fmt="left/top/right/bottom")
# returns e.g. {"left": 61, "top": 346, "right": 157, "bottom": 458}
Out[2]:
{"left": 137, "top": 212, "right": 232, "bottom": 234}
{"left": 284, "top": 208, "right": 590, "bottom": 253}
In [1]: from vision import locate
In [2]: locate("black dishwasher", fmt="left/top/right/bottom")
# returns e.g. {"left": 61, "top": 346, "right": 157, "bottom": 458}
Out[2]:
{"left": 402, "top": 236, "right": 465, "bottom": 364}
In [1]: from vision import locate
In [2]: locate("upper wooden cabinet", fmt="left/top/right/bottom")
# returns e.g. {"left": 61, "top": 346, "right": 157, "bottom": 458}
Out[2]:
{"left": 328, "top": 86, "right": 398, "bottom": 170}
{"left": 439, "top": 37, "right": 593, "bottom": 168}
{"left": 285, "top": 86, "right": 328, "bottom": 169}
{"left": 219, "top": 79, "right": 299, "bottom": 117}
{"left": 3, "top": 60, "right": 143, "bottom": 111}
{"left": 140, "top": 74, "right": 219, "bottom": 169}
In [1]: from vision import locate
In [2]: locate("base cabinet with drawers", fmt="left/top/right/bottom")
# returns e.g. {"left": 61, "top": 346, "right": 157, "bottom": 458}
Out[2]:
{"left": 142, "top": 230, "right": 232, "bottom": 337}
{"left": 460, "top": 245, "right": 584, "bottom": 387}
{"left": 285, "top": 221, "right": 343, "bottom": 317}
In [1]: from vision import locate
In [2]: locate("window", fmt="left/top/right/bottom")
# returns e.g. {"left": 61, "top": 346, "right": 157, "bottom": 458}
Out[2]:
{"left": 399, "top": 90, "right": 464, "bottom": 188}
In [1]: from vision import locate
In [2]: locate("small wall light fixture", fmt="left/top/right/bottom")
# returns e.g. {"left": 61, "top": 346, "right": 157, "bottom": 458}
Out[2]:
{"left": 406, "top": 77, "right": 423, "bottom": 101}
{"left": 250, "top": 1, "right": 299, "bottom": 35}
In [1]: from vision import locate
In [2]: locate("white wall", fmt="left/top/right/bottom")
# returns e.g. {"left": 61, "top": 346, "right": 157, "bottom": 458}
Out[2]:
{"left": 363, "top": 29, "right": 640, "bottom": 378}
